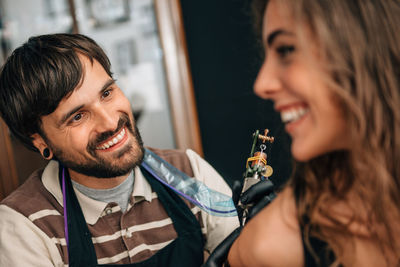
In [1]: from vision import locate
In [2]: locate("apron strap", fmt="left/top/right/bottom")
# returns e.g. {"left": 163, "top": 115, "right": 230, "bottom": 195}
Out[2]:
{"left": 139, "top": 166, "right": 204, "bottom": 237}
{"left": 59, "top": 164, "right": 97, "bottom": 267}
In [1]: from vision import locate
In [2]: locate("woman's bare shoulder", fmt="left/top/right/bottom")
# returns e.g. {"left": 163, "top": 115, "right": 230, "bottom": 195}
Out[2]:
{"left": 228, "top": 186, "right": 304, "bottom": 267}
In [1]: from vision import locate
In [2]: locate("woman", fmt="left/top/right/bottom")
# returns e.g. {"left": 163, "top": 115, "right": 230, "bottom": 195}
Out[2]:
{"left": 228, "top": 0, "right": 400, "bottom": 266}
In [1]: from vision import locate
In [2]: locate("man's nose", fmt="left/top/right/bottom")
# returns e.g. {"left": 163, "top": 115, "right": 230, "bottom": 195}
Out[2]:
{"left": 94, "top": 106, "right": 118, "bottom": 133}
{"left": 253, "top": 60, "right": 282, "bottom": 99}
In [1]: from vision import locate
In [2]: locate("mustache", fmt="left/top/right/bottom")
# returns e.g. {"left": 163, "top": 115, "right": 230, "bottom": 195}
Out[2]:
{"left": 87, "top": 114, "right": 133, "bottom": 152}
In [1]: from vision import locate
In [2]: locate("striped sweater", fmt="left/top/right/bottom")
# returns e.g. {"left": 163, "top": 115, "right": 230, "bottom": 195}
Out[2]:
{"left": 0, "top": 148, "right": 239, "bottom": 266}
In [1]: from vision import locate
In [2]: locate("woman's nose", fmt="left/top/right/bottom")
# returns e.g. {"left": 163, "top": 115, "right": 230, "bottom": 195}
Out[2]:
{"left": 253, "top": 60, "right": 282, "bottom": 99}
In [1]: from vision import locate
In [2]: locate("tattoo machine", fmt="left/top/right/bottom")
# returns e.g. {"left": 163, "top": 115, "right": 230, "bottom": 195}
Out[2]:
{"left": 237, "top": 129, "right": 274, "bottom": 225}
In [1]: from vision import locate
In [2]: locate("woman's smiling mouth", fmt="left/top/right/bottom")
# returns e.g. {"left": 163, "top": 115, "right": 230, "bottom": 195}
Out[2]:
{"left": 280, "top": 106, "right": 309, "bottom": 124}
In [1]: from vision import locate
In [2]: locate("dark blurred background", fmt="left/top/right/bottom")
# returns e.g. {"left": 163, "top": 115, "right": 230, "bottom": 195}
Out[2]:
{"left": 180, "top": 0, "right": 292, "bottom": 188}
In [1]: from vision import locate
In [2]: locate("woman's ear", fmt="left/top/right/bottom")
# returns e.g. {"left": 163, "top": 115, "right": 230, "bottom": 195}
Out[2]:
{"left": 31, "top": 133, "right": 53, "bottom": 159}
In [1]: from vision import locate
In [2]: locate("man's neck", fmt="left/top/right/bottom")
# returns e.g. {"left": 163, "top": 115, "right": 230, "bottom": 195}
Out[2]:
{"left": 68, "top": 169, "right": 131, "bottom": 189}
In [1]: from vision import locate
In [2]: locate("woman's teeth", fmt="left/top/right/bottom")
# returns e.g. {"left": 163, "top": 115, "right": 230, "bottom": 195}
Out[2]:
{"left": 281, "top": 107, "right": 309, "bottom": 123}
{"left": 96, "top": 128, "right": 126, "bottom": 150}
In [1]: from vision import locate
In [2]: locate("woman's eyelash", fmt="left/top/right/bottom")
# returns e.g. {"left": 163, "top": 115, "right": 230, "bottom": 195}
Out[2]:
{"left": 276, "top": 45, "right": 295, "bottom": 57}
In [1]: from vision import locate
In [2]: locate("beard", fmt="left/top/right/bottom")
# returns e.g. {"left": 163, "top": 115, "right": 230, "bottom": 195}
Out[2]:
{"left": 49, "top": 113, "right": 145, "bottom": 178}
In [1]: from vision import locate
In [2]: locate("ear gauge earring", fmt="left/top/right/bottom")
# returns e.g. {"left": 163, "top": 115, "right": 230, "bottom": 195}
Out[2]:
{"left": 43, "top": 148, "right": 50, "bottom": 159}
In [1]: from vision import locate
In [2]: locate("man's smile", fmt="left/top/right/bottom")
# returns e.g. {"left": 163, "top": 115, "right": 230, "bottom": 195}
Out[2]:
{"left": 95, "top": 127, "right": 128, "bottom": 151}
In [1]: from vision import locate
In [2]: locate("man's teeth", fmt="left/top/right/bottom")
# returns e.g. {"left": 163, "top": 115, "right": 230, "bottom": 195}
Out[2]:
{"left": 281, "top": 107, "right": 309, "bottom": 123}
{"left": 96, "top": 128, "right": 126, "bottom": 150}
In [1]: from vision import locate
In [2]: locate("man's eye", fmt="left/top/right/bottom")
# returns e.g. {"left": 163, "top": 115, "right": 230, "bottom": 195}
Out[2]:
{"left": 72, "top": 113, "right": 82, "bottom": 122}
{"left": 102, "top": 89, "right": 112, "bottom": 99}
{"left": 276, "top": 45, "right": 295, "bottom": 58}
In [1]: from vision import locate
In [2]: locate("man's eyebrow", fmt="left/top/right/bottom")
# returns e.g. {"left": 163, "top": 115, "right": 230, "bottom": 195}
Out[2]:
{"left": 58, "top": 79, "right": 116, "bottom": 126}
{"left": 58, "top": 104, "right": 85, "bottom": 126}
{"left": 266, "top": 29, "right": 294, "bottom": 46}
{"left": 99, "top": 79, "right": 116, "bottom": 95}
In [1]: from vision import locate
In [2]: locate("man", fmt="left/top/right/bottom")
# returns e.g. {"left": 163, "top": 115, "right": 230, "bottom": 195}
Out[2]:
{"left": 0, "top": 33, "right": 239, "bottom": 266}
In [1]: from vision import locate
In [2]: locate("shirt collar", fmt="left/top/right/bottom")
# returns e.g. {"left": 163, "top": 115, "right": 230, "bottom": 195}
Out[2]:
{"left": 132, "top": 166, "right": 153, "bottom": 203}
{"left": 42, "top": 160, "right": 153, "bottom": 225}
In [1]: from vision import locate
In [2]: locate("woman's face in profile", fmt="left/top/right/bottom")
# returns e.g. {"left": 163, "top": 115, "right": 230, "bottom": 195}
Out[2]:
{"left": 254, "top": 0, "right": 349, "bottom": 162}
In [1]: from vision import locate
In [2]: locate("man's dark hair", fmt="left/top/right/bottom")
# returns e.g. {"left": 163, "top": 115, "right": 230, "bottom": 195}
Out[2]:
{"left": 0, "top": 33, "right": 113, "bottom": 152}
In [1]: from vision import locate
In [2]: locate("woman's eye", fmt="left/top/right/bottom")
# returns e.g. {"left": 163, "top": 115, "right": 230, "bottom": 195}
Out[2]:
{"left": 276, "top": 45, "right": 295, "bottom": 58}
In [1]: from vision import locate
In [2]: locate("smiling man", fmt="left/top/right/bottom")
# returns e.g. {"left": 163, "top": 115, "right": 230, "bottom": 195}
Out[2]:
{"left": 0, "top": 34, "right": 238, "bottom": 266}
{"left": 34, "top": 54, "right": 144, "bottom": 184}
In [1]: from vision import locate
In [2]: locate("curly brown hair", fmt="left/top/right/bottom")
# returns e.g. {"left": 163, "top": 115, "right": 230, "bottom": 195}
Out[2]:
{"left": 252, "top": 0, "right": 400, "bottom": 265}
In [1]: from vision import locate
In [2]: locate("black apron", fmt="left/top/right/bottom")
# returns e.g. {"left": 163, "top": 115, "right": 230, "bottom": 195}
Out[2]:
{"left": 59, "top": 164, "right": 205, "bottom": 267}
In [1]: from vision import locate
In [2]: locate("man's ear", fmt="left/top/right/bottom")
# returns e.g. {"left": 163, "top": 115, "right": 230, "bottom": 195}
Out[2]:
{"left": 31, "top": 133, "right": 53, "bottom": 159}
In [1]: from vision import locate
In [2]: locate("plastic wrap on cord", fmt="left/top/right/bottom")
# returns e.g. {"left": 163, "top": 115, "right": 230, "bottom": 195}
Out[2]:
{"left": 141, "top": 148, "right": 237, "bottom": 217}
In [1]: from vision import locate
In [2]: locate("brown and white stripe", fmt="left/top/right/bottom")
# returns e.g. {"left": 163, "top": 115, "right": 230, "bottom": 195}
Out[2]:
{"left": 1, "top": 148, "right": 206, "bottom": 265}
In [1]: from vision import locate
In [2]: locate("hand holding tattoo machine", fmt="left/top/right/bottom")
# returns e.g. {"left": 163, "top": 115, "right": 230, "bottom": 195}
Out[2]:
{"left": 203, "top": 129, "right": 277, "bottom": 267}
{"left": 236, "top": 128, "right": 276, "bottom": 226}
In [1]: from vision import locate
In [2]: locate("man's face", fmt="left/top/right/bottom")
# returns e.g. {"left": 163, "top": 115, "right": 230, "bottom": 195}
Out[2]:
{"left": 37, "top": 55, "right": 144, "bottom": 178}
